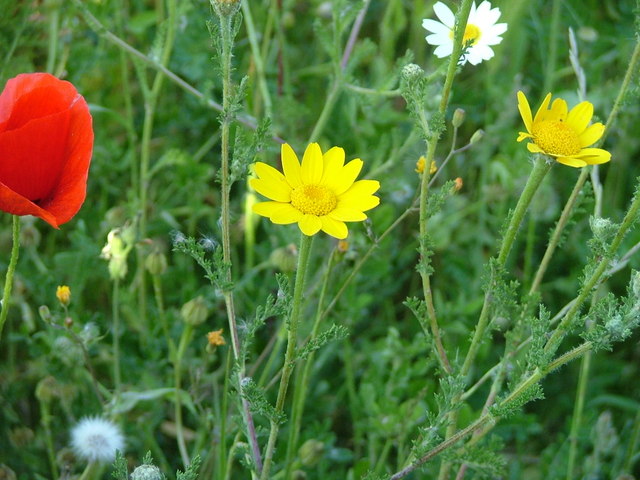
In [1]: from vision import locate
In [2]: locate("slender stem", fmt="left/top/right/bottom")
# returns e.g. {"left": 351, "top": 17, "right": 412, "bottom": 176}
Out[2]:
{"left": 78, "top": 461, "right": 98, "bottom": 480}
{"left": 174, "top": 323, "right": 194, "bottom": 467}
{"left": 46, "top": 0, "right": 60, "bottom": 74}
{"left": 152, "top": 273, "right": 175, "bottom": 358}
{"left": 112, "top": 277, "right": 122, "bottom": 401}
{"left": 462, "top": 156, "right": 552, "bottom": 376}
{"left": 284, "top": 248, "right": 338, "bottom": 479}
{"left": 70, "top": 0, "right": 284, "bottom": 142}
{"left": 0, "top": 216, "right": 20, "bottom": 341}
{"left": 566, "top": 347, "right": 592, "bottom": 479}
{"left": 530, "top": 169, "right": 589, "bottom": 293}
{"left": 39, "top": 399, "right": 59, "bottom": 480}
{"left": 216, "top": 9, "right": 263, "bottom": 473}
{"left": 623, "top": 408, "right": 640, "bottom": 473}
{"left": 340, "top": 0, "right": 371, "bottom": 70}
{"left": 242, "top": 0, "right": 272, "bottom": 117}
{"left": 545, "top": 185, "right": 640, "bottom": 355}
{"left": 308, "top": 81, "right": 343, "bottom": 143}
{"left": 260, "top": 234, "right": 314, "bottom": 480}
{"left": 391, "top": 342, "right": 594, "bottom": 480}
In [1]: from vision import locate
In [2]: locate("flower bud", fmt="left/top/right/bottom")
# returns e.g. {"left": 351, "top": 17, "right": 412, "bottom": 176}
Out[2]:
{"left": 454, "top": 177, "right": 463, "bottom": 192}
{"left": 452, "top": 108, "right": 466, "bottom": 128}
{"left": 298, "top": 439, "right": 324, "bottom": 467}
{"left": 211, "top": 0, "right": 241, "bottom": 17}
{"left": 269, "top": 245, "right": 298, "bottom": 273}
{"left": 401, "top": 63, "right": 424, "bottom": 83}
{"left": 206, "top": 329, "right": 226, "bottom": 348}
{"left": 470, "top": 129, "right": 484, "bottom": 145}
{"left": 35, "top": 376, "right": 58, "bottom": 403}
{"left": 56, "top": 285, "right": 71, "bottom": 307}
{"left": 131, "top": 464, "right": 165, "bottom": 480}
{"left": 145, "top": 251, "right": 168, "bottom": 276}
{"left": 337, "top": 240, "right": 349, "bottom": 253}
{"left": 181, "top": 296, "right": 209, "bottom": 326}
{"left": 39, "top": 305, "right": 52, "bottom": 323}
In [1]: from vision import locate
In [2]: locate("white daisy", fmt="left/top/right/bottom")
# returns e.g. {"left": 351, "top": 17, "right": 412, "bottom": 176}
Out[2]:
{"left": 70, "top": 417, "right": 125, "bottom": 463}
{"left": 422, "top": 1, "right": 507, "bottom": 65}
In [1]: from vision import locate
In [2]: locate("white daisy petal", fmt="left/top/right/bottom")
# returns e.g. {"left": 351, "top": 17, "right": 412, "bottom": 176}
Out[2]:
{"left": 434, "top": 43, "right": 454, "bottom": 58}
{"left": 433, "top": 2, "right": 455, "bottom": 28}
{"left": 422, "top": 18, "right": 451, "bottom": 36}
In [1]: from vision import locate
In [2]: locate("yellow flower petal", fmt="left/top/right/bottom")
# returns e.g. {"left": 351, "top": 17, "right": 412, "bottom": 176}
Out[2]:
{"left": 574, "top": 148, "right": 612, "bottom": 165}
{"left": 298, "top": 214, "right": 322, "bottom": 236}
{"left": 329, "top": 207, "right": 367, "bottom": 222}
{"left": 249, "top": 178, "right": 291, "bottom": 203}
{"left": 517, "top": 91, "right": 533, "bottom": 133}
{"left": 320, "top": 216, "right": 348, "bottom": 239}
{"left": 332, "top": 159, "right": 364, "bottom": 195}
{"left": 526, "top": 142, "right": 544, "bottom": 154}
{"left": 338, "top": 194, "right": 380, "bottom": 212}
{"left": 281, "top": 143, "right": 303, "bottom": 188}
{"left": 301, "top": 143, "right": 323, "bottom": 184}
{"left": 533, "top": 93, "right": 552, "bottom": 124}
{"left": 556, "top": 156, "right": 587, "bottom": 168}
{"left": 271, "top": 204, "right": 303, "bottom": 224}
{"left": 579, "top": 123, "right": 605, "bottom": 148}
{"left": 254, "top": 162, "right": 287, "bottom": 184}
{"left": 517, "top": 132, "right": 532, "bottom": 142}
{"left": 253, "top": 201, "right": 288, "bottom": 218}
{"left": 566, "top": 101, "right": 593, "bottom": 133}
{"left": 320, "top": 146, "right": 346, "bottom": 187}
{"left": 339, "top": 179, "right": 380, "bottom": 199}
{"left": 547, "top": 98, "right": 568, "bottom": 122}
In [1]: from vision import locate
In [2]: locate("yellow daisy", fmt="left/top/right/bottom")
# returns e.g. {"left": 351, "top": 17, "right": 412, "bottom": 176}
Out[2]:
{"left": 516, "top": 91, "right": 611, "bottom": 168}
{"left": 250, "top": 143, "right": 380, "bottom": 239}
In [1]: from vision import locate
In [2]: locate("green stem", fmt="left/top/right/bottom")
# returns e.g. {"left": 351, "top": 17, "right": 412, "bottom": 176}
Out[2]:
{"left": 242, "top": 0, "right": 272, "bottom": 117}
{"left": 137, "top": 0, "right": 178, "bottom": 339}
{"left": 174, "top": 322, "right": 194, "bottom": 467}
{"left": 623, "top": 407, "right": 640, "bottom": 473}
{"left": 462, "top": 156, "right": 552, "bottom": 376}
{"left": 152, "top": 273, "right": 175, "bottom": 359}
{"left": 0, "top": 216, "right": 20, "bottom": 341}
{"left": 391, "top": 342, "right": 593, "bottom": 480}
{"left": 78, "top": 461, "right": 99, "bottom": 480}
{"left": 112, "top": 277, "right": 122, "bottom": 402}
{"left": 566, "top": 348, "right": 592, "bottom": 479}
{"left": 217, "top": 9, "right": 263, "bottom": 472}
{"left": 46, "top": 0, "right": 60, "bottom": 74}
{"left": 284, "top": 248, "right": 338, "bottom": 479}
{"left": 530, "top": 169, "right": 589, "bottom": 293}
{"left": 545, "top": 185, "right": 640, "bottom": 355}
{"left": 40, "top": 399, "right": 59, "bottom": 480}
{"left": 308, "top": 81, "right": 343, "bottom": 143}
{"left": 260, "top": 233, "right": 314, "bottom": 480}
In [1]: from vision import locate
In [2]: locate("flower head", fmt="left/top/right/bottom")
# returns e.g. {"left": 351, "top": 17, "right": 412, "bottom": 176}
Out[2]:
{"left": 251, "top": 143, "right": 380, "bottom": 239}
{"left": 0, "top": 73, "right": 93, "bottom": 227}
{"left": 207, "top": 329, "right": 226, "bottom": 347}
{"left": 70, "top": 417, "right": 124, "bottom": 463}
{"left": 56, "top": 285, "right": 71, "bottom": 307}
{"left": 516, "top": 91, "right": 611, "bottom": 168}
{"left": 422, "top": 1, "right": 507, "bottom": 65}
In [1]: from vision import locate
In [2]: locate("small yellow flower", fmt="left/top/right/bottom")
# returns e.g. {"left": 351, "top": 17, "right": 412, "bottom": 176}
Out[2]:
{"left": 56, "top": 285, "right": 71, "bottom": 307}
{"left": 415, "top": 156, "right": 437, "bottom": 174}
{"left": 454, "top": 177, "right": 463, "bottom": 191}
{"left": 207, "top": 329, "right": 226, "bottom": 347}
{"left": 251, "top": 143, "right": 380, "bottom": 239}
{"left": 516, "top": 91, "right": 611, "bottom": 168}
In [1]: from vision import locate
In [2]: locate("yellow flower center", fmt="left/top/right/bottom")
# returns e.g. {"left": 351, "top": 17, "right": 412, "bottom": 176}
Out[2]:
{"left": 532, "top": 120, "right": 582, "bottom": 157}
{"left": 291, "top": 184, "right": 337, "bottom": 216}
{"left": 450, "top": 24, "right": 481, "bottom": 45}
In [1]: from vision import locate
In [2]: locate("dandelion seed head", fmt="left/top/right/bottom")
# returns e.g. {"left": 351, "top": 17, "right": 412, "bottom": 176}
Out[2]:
{"left": 70, "top": 417, "right": 124, "bottom": 463}
{"left": 198, "top": 235, "right": 218, "bottom": 251}
{"left": 170, "top": 230, "right": 187, "bottom": 246}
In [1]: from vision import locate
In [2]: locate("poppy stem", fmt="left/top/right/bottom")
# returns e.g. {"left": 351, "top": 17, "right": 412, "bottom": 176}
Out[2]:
{"left": 0, "top": 216, "right": 21, "bottom": 342}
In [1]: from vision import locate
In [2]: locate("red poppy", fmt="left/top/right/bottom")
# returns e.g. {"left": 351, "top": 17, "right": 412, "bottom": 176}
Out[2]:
{"left": 0, "top": 73, "right": 93, "bottom": 228}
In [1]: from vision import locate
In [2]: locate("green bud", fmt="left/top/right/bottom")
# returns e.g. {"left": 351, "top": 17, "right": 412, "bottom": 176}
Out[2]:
{"left": 211, "top": 0, "right": 241, "bottom": 17}
{"left": 298, "top": 439, "right": 324, "bottom": 467}
{"left": 35, "top": 376, "right": 58, "bottom": 403}
{"left": 39, "top": 305, "right": 52, "bottom": 323}
{"left": 292, "top": 471, "right": 307, "bottom": 480}
{"left": 131, "top": 464, "right": 165, "bottom": 480}
{"left": 470, "top": 129, "right": 484, "bottom": 145}
{"left": 269, "top": 245, "right": 298, "bottom": 273}
{"left": 145, "top": 251, "right": 168, "bottom": 276}
{"left": 181, "top": 296, "right": 209, "bottom": 326}
{"left": 452, "top": 108, "right": 466, "bottom": 128}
